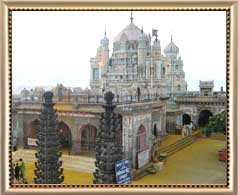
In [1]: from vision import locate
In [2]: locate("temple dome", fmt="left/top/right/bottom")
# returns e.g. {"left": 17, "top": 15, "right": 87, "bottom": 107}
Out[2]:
{"left": 164, "top": 37, "right": 179, "bottom": 54}
{"left": 100, "top": 30, "right": 109, "bottom": 45}
{"left": 101, "top": 36, "right": 109, "bottom": 44}
{"left": 152, "top": 39, "right": 161, "bottom": 50}
{"left": 113, "top": 23, "right": 147, "bottom": 43}
{"left": 139, "top": 28, "right": 148, "bottom": 41}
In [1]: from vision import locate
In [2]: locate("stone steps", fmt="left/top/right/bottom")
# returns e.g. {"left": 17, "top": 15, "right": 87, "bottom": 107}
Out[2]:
{"left": 13, "top": 149, "right": 95, "bottom": 173}
{"left": 159, "top": 136, "right": 192, "bottom": 152}
{"left": 158, "top": 132, "right": 199, "bottom": 159}
{"left": 165, "top": 138, "right": 195, "bottom": 156}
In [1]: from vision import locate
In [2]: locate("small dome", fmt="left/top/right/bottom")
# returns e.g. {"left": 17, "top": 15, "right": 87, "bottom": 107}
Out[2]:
{"left": 152, "top": 39, "right": 161, "bottom": 49}
{"left": 101, "top": 30, "right": 109, "bottom": 45}
{"left": 101, "top": 37, "right": 109, "bottom": 46}
{"left": 164, "top": 36, "right": 179, "bottom": 54}
{"left": 139, "top": 28, "right": 148, "bottom": 41}
{"left": 101, "top": 37, "right": 109, "bottom": 44}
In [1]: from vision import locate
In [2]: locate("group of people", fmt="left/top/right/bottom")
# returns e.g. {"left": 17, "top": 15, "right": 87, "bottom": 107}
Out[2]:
{"left": 12, "top": 158, "right": 27, "bottom": 184}
{"left": 182, "top": 122, "right": 194, "bottom": 137}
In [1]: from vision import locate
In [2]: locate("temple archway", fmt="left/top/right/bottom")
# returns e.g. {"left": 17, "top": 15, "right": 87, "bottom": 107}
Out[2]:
{"left": 136, "top": 125, "right": 147, "bottom": 153}
{"left": 177, "top": 84, "right": 181, "bottom": 91}
{"left": 162, "top": 67, "right": 166, "bottom": 78}
{"left": 198, "top": 110, "right": 213, "bottom": 127}
{"left": 153, "top": 124, "right": 157, "bottom": 137}
{"left": 182, "top": 114, "right": 191, "bottom": 125}
{"left": 56, "top": 121, "right": 72, "bottom": 149}
{"left": 80, "top": 125, "right": 97, "bottom": 153}
{"left": 27, "top": 119, "right": 40, "bottom": 147}
{"left": 27, "top": 119, "right": 40, "bottom": 139}
{"left": 137, "top": 87, "right": 141, "bottom": 101}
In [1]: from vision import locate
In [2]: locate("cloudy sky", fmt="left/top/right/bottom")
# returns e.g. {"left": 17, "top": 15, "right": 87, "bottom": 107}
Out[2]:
{"left": 12, "top": 11, "right": 226, "bottom": 93}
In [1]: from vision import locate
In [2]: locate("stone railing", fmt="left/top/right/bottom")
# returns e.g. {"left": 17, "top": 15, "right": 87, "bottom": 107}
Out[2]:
{"left": 175, "top": 95, "right": 226, "bottom": 103}
{"left": 13, "top": 93, "right": 170, "bottom": 105}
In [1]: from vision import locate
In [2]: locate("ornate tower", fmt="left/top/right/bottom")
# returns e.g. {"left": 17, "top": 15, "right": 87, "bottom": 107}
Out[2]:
{"left": 93, "top": 91, "right": 123, "bottom": 184}
{"left": 99, "top": 30, "right": 110, "bottom": 77}
{"left": 164, "top": 35, "right": 179, "bottom": 62}
{"left": 138, "top": 27, "right": 148, "bottom": 78}
{"left": 152, "top": 37, "right": 161, "bottom": 56}
{"left": 164, "top": 35, "right": 187, "bottom": 97}
{"left": 34, "top": 91, "right": 64, "bottom": 184}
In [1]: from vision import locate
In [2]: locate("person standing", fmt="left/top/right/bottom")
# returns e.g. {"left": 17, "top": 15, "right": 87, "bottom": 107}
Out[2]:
{"left": 19, "top": 158, "right": 25, "bottom": 180}
{"left": 187, "top": 125, "right": 190, "bottom": 136}
{"left": 182, "top": 125, "right": 187, "bottom": 137}
{"left": 189, "top": 122, "right": 193, "bottom": 135}
{"left": 11, "top": 161, "right": 14, "bottom": 182}
{"left": 14, "top": 162, "right": 20, "bottom": 182}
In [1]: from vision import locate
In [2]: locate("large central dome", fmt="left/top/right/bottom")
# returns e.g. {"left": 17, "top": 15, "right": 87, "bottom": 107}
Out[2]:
{"left": 113, "top": 22, "right": 147, "bottom": 43}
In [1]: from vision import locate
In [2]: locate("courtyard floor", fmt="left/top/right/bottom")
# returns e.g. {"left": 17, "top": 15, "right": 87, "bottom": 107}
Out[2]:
{"left": 15, "top": 137, "right": 226, "bottom": 185}
{"left": 134, "top": 138, "right": 227, "bottom": 184}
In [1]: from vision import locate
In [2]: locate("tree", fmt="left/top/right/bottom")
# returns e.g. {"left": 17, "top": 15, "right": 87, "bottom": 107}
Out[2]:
{"left": 203, "top": 111, "right": 226, "bottom": 137}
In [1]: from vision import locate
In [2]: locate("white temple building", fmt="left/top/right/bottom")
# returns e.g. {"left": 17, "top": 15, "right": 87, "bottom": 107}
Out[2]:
{"left": 90, "top": 12, "right": 187, "bottom": 101}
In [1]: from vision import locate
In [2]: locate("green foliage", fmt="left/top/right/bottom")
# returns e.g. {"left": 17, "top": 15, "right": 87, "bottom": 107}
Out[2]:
{"left": 203, "top": 111, "right": 226, "bottom": 137}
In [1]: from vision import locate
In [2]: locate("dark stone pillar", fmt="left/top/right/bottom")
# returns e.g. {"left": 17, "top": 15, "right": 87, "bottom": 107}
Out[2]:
{"left": 93, "top": 92, "right": 122, "bottom": 184}
{"left": 34, "top": 91, "right": 64, "bottom": 184}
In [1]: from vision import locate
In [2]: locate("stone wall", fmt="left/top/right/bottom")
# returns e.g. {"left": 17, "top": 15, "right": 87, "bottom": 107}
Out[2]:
{"left": 179, "top": 104, "right": 225, "bottom": 126}
{"left": 13, "top": 100, "right": 167, "bottom": 169}
{"left": 166, "top": 110, "right": 182, "bottom": 134}
{"left": 122, "top": 112, "right": 152, "bottom": 168}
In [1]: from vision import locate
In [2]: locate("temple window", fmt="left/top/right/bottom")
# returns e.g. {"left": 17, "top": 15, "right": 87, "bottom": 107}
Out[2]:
{"left": 93, "top": 68, "right": 99, "bottom": 80}
{"left": 162, "top": 67, "right": 166, "bottom": 78}
{"left": 136, "top": 125, "right": 147, "bottom": 152}
{"left": 177, "top": 85, "right": 181, "bottom": 91}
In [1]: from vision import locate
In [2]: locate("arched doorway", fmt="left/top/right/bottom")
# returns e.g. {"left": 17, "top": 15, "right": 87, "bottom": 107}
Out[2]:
{"left": 153, "top": 124, "right": 157, "bottom": 137}
{"left": 27, "top": 119, "right": 40, "bottom": 147}
{"left": 56, "top": 121, "right": 72, "bottom": 150}
{"left": 27, "top": 120, "right": 72, "bottom": 149}
{"left": 80, "top": 125, "right": 97, "bottom": 153}
{"left": 137, "top": 87, "right": 141, "bottom": 101}
{"left": 27, "top": 119, "right": 40, "bottom": 139}
{"left": 182, "top": 114, "right": 191, "bottom": 125}
{"left": 198, "top": 110, "right": 213, "bottom": 127}
{"left": 177, "top": 85, "right": 181, "bottom": 91}
{"left": 162, "top": 67, "right": 166, "bottom": 78}
{"left": 136, "top": 125, "right": 147, "bottom": 152}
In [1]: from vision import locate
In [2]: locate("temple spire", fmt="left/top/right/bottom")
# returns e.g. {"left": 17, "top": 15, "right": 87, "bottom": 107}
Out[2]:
{"left": 171, "top": 34, "right": 173, "bottom": 42}
{"left": 130, "top": 11, "right": 133, "bottom": 23}
{"left": 104, "top": 29, "right": 107, "bottom": 37}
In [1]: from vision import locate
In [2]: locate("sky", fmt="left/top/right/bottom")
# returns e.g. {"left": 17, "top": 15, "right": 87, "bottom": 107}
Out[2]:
{"left": 12, "top": 11, "right": 226, "bottom": 93}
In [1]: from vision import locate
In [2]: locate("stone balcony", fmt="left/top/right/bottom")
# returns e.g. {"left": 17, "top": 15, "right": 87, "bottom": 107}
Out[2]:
{"left": 175, "top": 95, "right": 226, "bottom": 105}
{"left": 199, "top": 80, "right": 214, "bottom": 87}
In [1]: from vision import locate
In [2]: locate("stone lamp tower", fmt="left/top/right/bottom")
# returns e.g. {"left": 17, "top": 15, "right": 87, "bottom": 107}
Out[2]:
{"left": 34, "top": 91, "right": 64, "bottom": 184}
{"left": 93, "top": 91, "right": 123, "bottom": 184}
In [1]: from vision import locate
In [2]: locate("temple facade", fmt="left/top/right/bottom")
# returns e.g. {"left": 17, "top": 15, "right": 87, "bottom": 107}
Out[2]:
{"left": 90, "top": 13, "right": 187, "bottom": 100}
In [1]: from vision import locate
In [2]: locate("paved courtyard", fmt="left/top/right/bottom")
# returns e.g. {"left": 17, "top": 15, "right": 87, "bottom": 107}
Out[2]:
{"left": 13, "top": 137, "right": 226, "bottom": 185}
{"left": 134, "top": 138, "right": 227, "bottom": 184}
